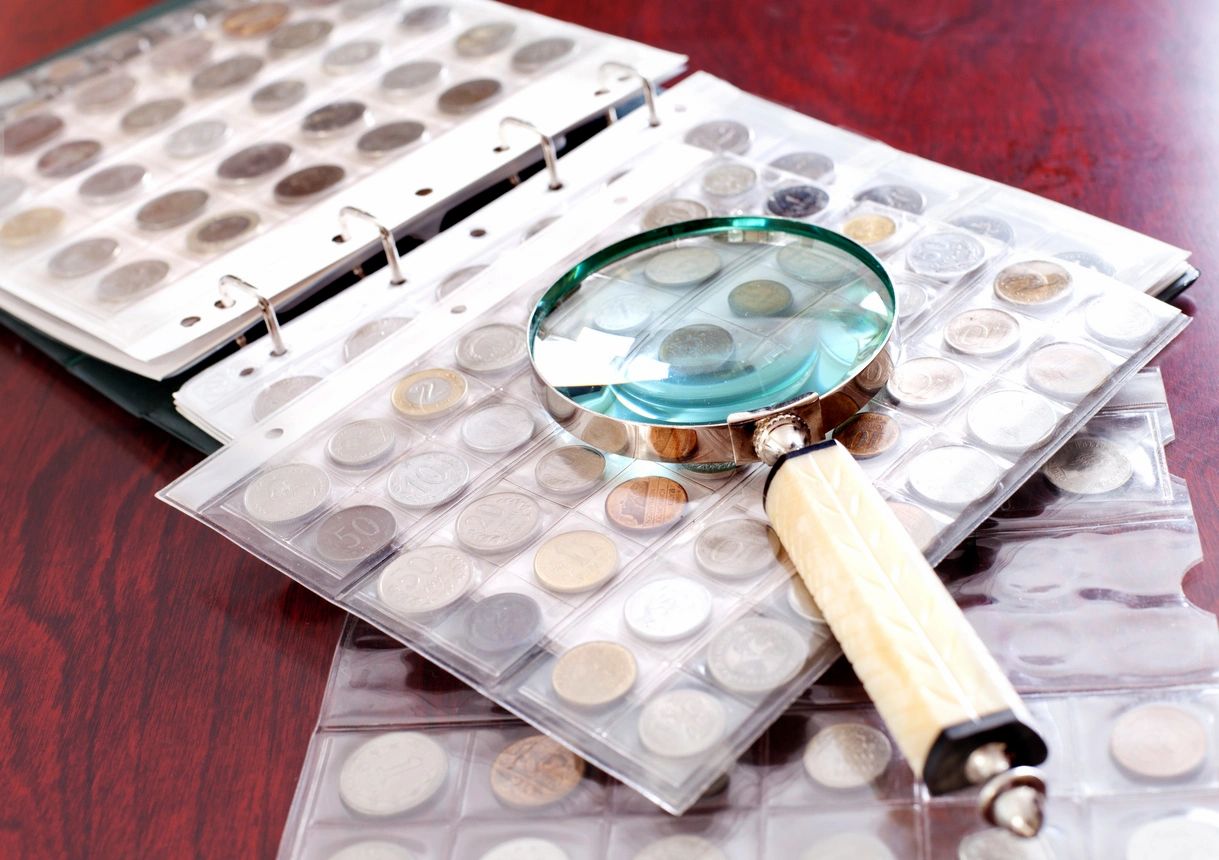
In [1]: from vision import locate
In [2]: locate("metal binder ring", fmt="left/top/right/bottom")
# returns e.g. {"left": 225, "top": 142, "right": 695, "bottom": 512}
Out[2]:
{"left": 217, "top": 275, "right": 287, "bottom": 357}
{"left": 599, "top": 62, "right": 660, "bottom": 128}
{"left": 339, "top": 206, "right": 405, "bottom": 285}
{"left": 497, "top": 117, "right": 562, "bottom": 190}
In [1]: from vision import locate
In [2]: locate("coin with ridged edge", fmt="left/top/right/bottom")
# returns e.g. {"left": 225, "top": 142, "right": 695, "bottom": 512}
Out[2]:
{"left": 326, "top": 418, "right": 395, "bottom": 468}
{"left": 645, "top": 247, "right": 722, "bottom": 287}
{"left": 993, "top": 260, "right": 1072, "bottom": 306}
{"left": 344, "top": 317, "right": 411, "bottom": 362}
{"left": 387, "top": 451, "right": 469, "bottom": 509}
{"left": 683, "top": 119, "right": 751, "bottom": 154}
{"left": 694, "top": 518, "right": 781, "bottom": 579}
{"left": 624, "top": 576, "right": 712, "bottom": 643}
{"left": 460, "top": 403, "right": 534, "bottom": 454}
{"left": 552, "top": 640, "right": 636, "bottom": 708}
{"left": 944, "top": 307, "right": 1021, "bottom": 357}
{"left": 802, "top": 722, "right": 892, "bottom": 789}
{"left": 490, "top": 734, "right": 586, "bottom": 808}
{"left": 455, "top": 322, "right": 526, "bottom": 372}
{"left": 908, "top": 445, "right": 1003, "bottom": 508}
{"left": 391, "top": 367, "right": 467, "bottom": 418}
{"left": 534, "top": 446, "right": 606, "bottom": 496}
{"left": 1026, "top": 342, "right": 1111, "bottom": 399}
{"left": 252, "top": 374, "right": 321, "bottom": 421}
{"left": 638, "top": 689, "right": 726, "bottom": 757}
{"left": 605, "top": 475, "right": 688, "bottom": 532}
{"left": 315, "top": 505, "right": 397, "bottom": 564}
{"left": 707, "top": 617, "right": 809, "bottom": 694}
{"left": 1042, "top": 437, "right": 1133, "bottom": 495}
{"left": 243, "top": 462, "right": 330, "bottom": 524}
{"left": 378, "top": 545, "right": 473, "bottom": 615}
{"left": 886, "top": 356, "right": 964, "bottom": 409}
{"left": 3, "top": 112, "right": 64, "bottom": 154}
{"left": 455, "top": 21, "right": 516, "bottom": 57}
{"left": 97, "top": 259, "right": 170, "bottom": 301}
{"left": 642, "top": 198, "right": 709, "bottom": 230}
{"left": 834, "top": 411, "right": 900, "bottom": 459}
{"left": 534, "top": 530, "right": 618, "bottom": 594}
{"left": 338, "top": 732, "right": 448, "bottom": 816}
{"left": 47, "top": 237, "right": 119, "bottom": 278}
{"left": 456, "top": 492, "right": 541, "bottom": 554}
{"left": 437, "top": 78, "right": 503, "bottom": 115}
{"left": 79, "top": 163, "right": 146, "bottom": 203}
{"left": 634, "top": 835, "right": 725, "bottom": 860}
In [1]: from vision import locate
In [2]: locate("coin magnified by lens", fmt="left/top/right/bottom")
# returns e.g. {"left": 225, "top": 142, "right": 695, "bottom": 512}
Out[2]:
{"left": 644, "top": 247, "right": 722, "bottom": 287}
{"left": 775, "top": 242, "right": 856, "bottom": 287}
{"left": 727, "top": 279, "right": 793, "bottom": 318}
{"left": 658, "top": 324, "right": 734, "bottom": 376}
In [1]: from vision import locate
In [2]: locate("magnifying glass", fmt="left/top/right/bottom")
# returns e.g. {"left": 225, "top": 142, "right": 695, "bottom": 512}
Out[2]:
{"left": 529, "top": 216, "right": 1048, "bottom": 835}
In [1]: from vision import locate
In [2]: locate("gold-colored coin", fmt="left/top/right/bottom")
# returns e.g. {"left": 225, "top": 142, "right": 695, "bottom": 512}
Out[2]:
{"left": 489, "top": 734, "right": 585, "bottom": 809}
{"left": 841, "top": 213, "right": 897, "bottom": 246}
{"left": 533, "top": 530, "right": 619, "bottom": 594}
{"left": 647, "top": 426, "right": 698, "bottom": 460}
{"left": 0, "top": 207, "right": 65, "bottom": 248}
{"left": 993, "top": 260, "right": 1072, "bottom": 305}
{"left": 390, "top": 368, "right": 467, "bottom": 418}
{"left": 221, "top": 2, "right": 291, "bottom": 38}
{"left": 605, "top": 475, "right": 688, "bottom": 532}
{"left": 551, "top": 641, "right": 637, "bottom": 708}
{"left": 834, "top": 412, "right": 900, "bottom": 459}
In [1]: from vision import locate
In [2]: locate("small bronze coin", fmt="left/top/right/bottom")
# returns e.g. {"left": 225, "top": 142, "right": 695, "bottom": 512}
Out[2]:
{"left": 658, "top": 324, "right": 735, "bottom": 376}
{"left": 727, "top": 279, "right": 793, "bottom": 317}
{"left": 250, "top": 79, "right": 307, "bottom": 113}
{"left": 437, "top": 78, "right": 503, "bottom": 115}
{"left": 273, "top": 164, "right": 346, "bottom": 204}
{"left": 489, "top": 734, "right": 585, "bottom": 809}
{"left": 647, "top": 426, "right": 699, "bottom": 461}
{"left": 833, "top": 412, "right": 900, "bottom": 459}
{"left": 119, "top": 97, "right": 185, "bottom": 134}
{"left": 187, "top": 209, "right": 261, "bottom": 254}
{"left": 191, "top": 54, "right": 265, "bottom": 95}
{"left": 357, "top": 120, "right": 426, "bottom": 157}
{"left": 604, "top": 475, "right": 688, "bottom": 532}
{"left": 216, "top": 141, "right": 293, "bottom": 182}
{"left": 551, "top": 641, "right": 637, "bottom": 708}
{"left": 993, "top": 260, "right": 1072, "bottom": 306}
{"left": 36, "top": 139, "right": 102, "bottom": 178}
{"left": 135, "top": 188, "right": 209, "bottom": 231}
{"left": 3, "top": 112, "right": 64, "bottom": 155}
{"left": 220, "top": 2, "right": 290, "bottom": 38}
{"left": 301, "top": 100, "right": 368, "bottom": 137}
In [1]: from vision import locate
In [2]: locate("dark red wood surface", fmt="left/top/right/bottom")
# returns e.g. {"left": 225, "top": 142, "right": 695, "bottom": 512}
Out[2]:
{"left": 2, "top": 2, "right": 1217, "bottom": 857}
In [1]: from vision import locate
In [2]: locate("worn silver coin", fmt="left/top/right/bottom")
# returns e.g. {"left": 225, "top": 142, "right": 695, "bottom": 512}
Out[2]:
{"left": 907, "top": 231, "right": 986, "bottom": 278}
{"left": 0, "top": 177, "right": 24, "bottom": 211}
{"left": 455, "top": 492, "right": 541, "bottom": 554}
{"left": 707, "top": 616, "right": 809, "bottom": 695}
{"left": 644, "top": 247, "right": 722, "bottom": 287}
{"left": 3, "top": 112, "right": 64, "bottom": 155}
{"left": 535, "top": 446, "right": 605, "bottom": 496}
{"left": 251, "top": 79, "right": 307, "bottom": 113}
{"left": 624, "top": 577, "right": 712, "bottom": 643}
{"left": 1084, "top": 295, "right": 1156, "bottom": 347}
{"left": 74, "top": 72, "right": 137, "bottom": 113}
{"left": 323, "top": 40, "right": 382, "bottom": 74}
{"left": 316, "top": 505, "right": 397, "bottom": 564}
{"left": 187, "top": 209, "right": 261, "bottom": 254}
{"left": 120, "top": 97, "right": 185, "bottom": 134}
{"left": 967, "top": 389, "right": 1058, "bottom": 453}
{"left": 907, "top": 445, "right": 1003, "bottom": 508}
{"left": 855, "top": 183, "right": 925, "bottom": 214}
{"left": 659, "top": 324, "right": 735, "bottom": 376}
{"left": 1042, "top": 437, "right": 1133, "bottom": 495}
{"left": 357, "top": 121, "right": 426, "bottom": 157}
{"left": 590, "top": 288, "right": 661, "bottom": 333}
{"left": 243, "top": 462, "right": 331, "bottom": 524}
{"left": 343, "top": 317, "right": 411, "bottom": 362}
{"left": 437, "top": 78, "right": 503, "bottom": 115}
{"left": 455, "top": 21, "right": 516, "bottom": 57}
{"left": 700, "top": 163, "right": 756, "bottom": 197}
{"left": 638, "top": 689, "right": 726, "bottom": 757}
{"left": 642, "top": 198, "right": 709, "bottom": 230}
{"left": 164, "top": 119, "right": 229, "bottom": 160}
{"left": 634, "top": 836, "right": 725, "bottom": 860}
{"left": 1055, "top": 248, "right": 1116, "bottom": 276}
{"left": 802, "top": 722, "right": 892, "bottom": 789}
{"left": 252, "top": 375, "right": 322, "bottom": 421}
{"left": 950, "top": 213, "right": 1015, "bottom": 244}
{"left": 387, "top": 451, "right": 470, "bottom": 509}
{"left": 136, "top": 188, "right": 208, "bottom": 231}
{"left": 466, "top": 592, "right": 542, "bottom": 653}
{"left": 191, "top": 55, "right": 264, "bottom": 95}
{"left": 217, "top": 142, "right": 293, "bottom": 183}
{"left": 1109, "top": 703, "right": 1209, "bottom": 781}
{"left": 97, "top": 259, "right": 170, "bottom": 301}
{"left": 338, "top": 732, "right": 448, "bottom": 816}
{"left": 775, "top": 242, "right": 856, "bottom": 287}
{"left": 268, "top": 19, "right": 333, "bottom": 56}
{"left": 1026, "top": 342, "right": 1111, "bottom": 399}
{"left": 400, "top": 4, "right": 452, "bottom": 32}
{"left": 302, "top": 100, "right": 368, "bottom": 137}
{"left": 273, "top": 164, "right": 346, "bottom": 204}
{"left": 694, "top": 518, "right": 781, "bottom": 579}
{"left": 37, "top": 139, "right": 103, "bottom": 178}
{"left": 48, "top": 237, "right": 119, "bottom": 279}
{"left": 511, "top": 36, "right": 575, "bottom": 73}
{"left": 326, "top": 418, "right": 396, "bottom": 468}
{"left": 460, "top": 403, "right": 534, "bottom": 454}
{"left": 149, "top": 33, "right": 214, "bottom": 74}
{"left": 957, "top": 828, "right": 1053, "bottom": 860}
{"left": 381, "top": 60, "right": 445, "bottom": 97}
{"left": 455, "top": 322, "right": 526, "bottom": 372}
{"left": 78, "top": 163, "right": 147, "bottom": 203}
{"left": 944, "top": 307, "right": 1022, "bottom": 357}
{"left": 378, "top": 545, "right": 474, "bottom": 615}
{"left": 436, "top": 264, "right": 488, "bottom": 298}
{"left": 1125, "top": 815, "right": 1219, "bottom": 860}
{"left": 770, "top": 151, "right": 834, "bottom": 181}
{"left": 683, "top": 119, "right": 752, "bottom": 154}
{"left": 767, "top": 184, "right": 830, "bottom": 218}
{"left": 886, "top": 356, "right": 965, "bottom": 409}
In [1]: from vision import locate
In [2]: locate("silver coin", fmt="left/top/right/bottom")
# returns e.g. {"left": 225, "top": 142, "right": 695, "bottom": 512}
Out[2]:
{"left": 358, "top": 120, "right": 426, "bottom": 157}
{"left": 165, "top": 119, "right": 230, "bottom": 159}
{"left": 387, "top": 451, "right": 470, "bottom": 509}
{"left": 74, "top": 72, "right": 137, "bottom": 113}
{"left": 1109, "top": 702, "right": 1209, "bottom": 781}
{"left": 381, "top": 60, "right": 444, "bottom": 97}
{"left": 250, "top": 79, "right": 307, "bottom": 113}
{"left": 378, "top": 545, "right": 474, "bottom": 615}
{"left": 316, "top": 505, "right": 397, "bottom": 564}
{"left": 770, "top": 151, "right": 834, "bottom": 181}
{"left": 465, "top": 592, "right": 542, "bottom": 653}
{"left": 273, "top": 164, "right": 346, "bottom": 204}
{"left": 800, "top": 833, "right": 896, "bottom": 860}
{"left": 3, "top": 112, "right": 64, "bottom": 155}
{"left": 659, "top": 324, "right": 734, "bottom": 376}
{"left": 400, "top": 4, "right": 451, "bottom": 32}
{"left": 802, "top": 722, "right": 892, "bottom": 789}
{"left": 907, "top": 231, "right": 987, "bottom": 277}
{"left": 535, "top": 446, "right": 606, "bottom": 495}
{"left": 1084, "top": 295, "right": 1156, "bottom": 347}
{"left": 944, "top": 308, "right": 1022, "bottom": 357}
{"left": 460, "top": 403, "right": 534, "bottom": 454}
{"left": 437, "top": 78, "right": 503, "bottom": 115}
{"left": 644, "top": 247, "right": 722, "bottom": 287}
{"left": 78, "top": 163, "right": 147, "bottom": 203}
{"left": 326, "top": 418, "right": 396, "bottom": 468}
{"left": 267, "top": 18, "right": 333, "bottom": 56}
{"left": 302, "top": 100, "right": 368, "bottom": 137}
{"left": 136, "top": 188, "right": 208, "bottom": 231}
{"left": 707, "top": 616, "right": 809, "bottom": 694}
{"left": 455, "top": 322, "right": 526, "bottom": 373}
{"left": 149, "top": 33, "right": 214, "bottom": 74}
{"left": 0, "top": 176, "right": 27, "bottom": 211}
{"left": 323, "top": 40, "right": 382, "bottom": 74}
{"left": 775, "top": 243, "right": 856, "bottom": 287}
{"left": 894, "top": 276, "right": 928, "bottom": 322}
{"left": 1126, "top": 815, "right": 1219, "bottom": 860}
{"left": 950, "top": 213, "right": 1014, "bottom": 244}
{"left": 37, "top": 139, "right": 103, "bottom": 178}
{"left": 966, "top": 389, "right": 1058, "bottom": 453}
{"left": 1042, "top": 437, "right": 1133, "bottom": 495}
{"left": 338, "top": 732, "right": 448, "bottom": 816}
{"left": 511, "top": 36, "right": 575, "bottom": 73}
{"left": 47, "top": 237, "right": 119, "bottom": 279}
{"left": 329, "top": 841, "right": 416, "bottom": 860}
{"left": 436, "top": 265, "right": 488, "bottom": 298}
{"left": 1056, "top": 249, "right": 1116, "bottom": 276}
{"left": 638, "top": 689, "right": 726, "bottom": 757}
{"left": 455, "top": 492, "right": 542, "bottom": 554}
{"left": 97, "top": 259, "right": 170, "bottom": 301}
{"left": 787, "top": 577, "right": 825, "bottom": 623}
{"left": 886, "top": 356, "right": 965, "bottom": 409}
{"left": 634, "top": 836, "right": 725, "bottom": 860}
{"left": 217, "top": 142, "right": 293, "bottom": 182}
{"left": 344, "top": 317, "right": 411, "bottom": 362}
{"left": 694, "top": 518, "right": 781, "bottom": 579}
{"left": 455, "top": 21, "right": 516, "bottom": 57}
{"left": 767, "top": 184, "right": 830, "bottom": 218}
{"left": 191, "top": 54, "right": 264, "bottom": 95}
{"left": 119, "top": 97, "right": 184, "bottom": 134}
{"left": 700, "top": 163, "right": 757, "bottom": 197}
{"left": 187, "top": 209, "right": 261, "bottom": 254}
{"left": 624, "top": 577, "right": 713, "bottom": 643}
{"left": 243, "top": 462, "right": 331, "bottom": 524}
{"left": 907, "top": 445, "right": 1003, "bottom": 508}
{"left": 856, "top": 183, "right": 925, "bottom": 214}
{"left": 480, "top": 839, "right": 568, "bottom": 860}
{"left": 252, "top": 375, "right": 322, "bottom": 421}
{"left": 341, "top": 0, "right": 393, "bottom": 18}
{"left": 642, "top": 198, "right": 709, "bottom": 230}
{"left": 957, "top": 828, "right": 1053, "bottom": 860}
{"left": 683, "top": 120, "right": 752, "bottom": 155}
{"left": 1026, "top": 342, "right": 1111, "bottom": 399}
{"left": 590, "top": 288, "right": 661, "bottom": 333}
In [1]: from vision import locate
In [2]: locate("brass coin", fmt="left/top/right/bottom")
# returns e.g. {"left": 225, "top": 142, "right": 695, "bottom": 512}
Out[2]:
{"left": 391, "top": 367, "right": 467, "bottom": 418}
{"left": 0, "top": 207, "right": 64, "bottom": 248}
{"left": 534, "top": 530, "right": 619, "bottom": 594}
{"left": 221, "top": 2, "right": 291, "bottom": 38}
{"left": 437, "top": 78, "right": 503, "bottom": 115}
{"left": 605, "top": 475, "right": 687, "bottom": 532}
{"left": 834, "top": 412, "right": 900, "bottom": 459}
{"left": 273, "top": 164, "right": 345, "bottom": 204}
{"left": 489, "top": 735, "right": 585, "bottom": 809}
{"left": 727, "top": 279, "right": 793, "bottom": 317}
{"left": 993, "top": 260, "right": 1072, "bottom": 306}
{"left": 2, "top": 112, "right": 64, "bottom": 155}
{"left": 551, "top": 641, "right": 637, "bottom": 708}
{"left": 842, "top": 213, "right": 897, "bottom": 246}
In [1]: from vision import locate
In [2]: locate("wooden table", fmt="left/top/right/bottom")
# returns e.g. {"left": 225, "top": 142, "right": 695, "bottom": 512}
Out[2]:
{"left": 2, "top": 1, "right": 1216, "bottom": 856}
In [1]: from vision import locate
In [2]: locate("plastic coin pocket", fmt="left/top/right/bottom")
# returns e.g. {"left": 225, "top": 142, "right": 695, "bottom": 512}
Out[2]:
{"left": 849, "top": 152, "right": 988, "bottom": 218}
{"left": 501, "top": 434, "right": 631, "bottom": 508}
{"left": 877, "top": 432, "right": 1016, "bottom": 518}
{"left": 1084, "top": 794, "right": 1219, "bottom": 860}
{"left": 925, "top": 796, "right": 1089, "bottom": 860}
{"left": 761, "top": 806, "right": 923, "bottom": 860}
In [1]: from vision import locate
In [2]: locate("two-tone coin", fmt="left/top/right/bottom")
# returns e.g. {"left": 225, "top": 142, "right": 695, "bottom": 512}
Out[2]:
{"left": 644, "top": 247, "right": 722, "bottom": 287}
{"left": 47, "top": 237, "right": 119, "bottom": 279}
{"left": 624, "top": 577, "right": 712, "bottom": 643}
{"left": 535, "top": 446, "right": 605, "bottom": 496}
{"left": 338, "top": 731, "right": 448, "bottom": 816}
{"left": 1042, "top": 437, "right": 1133, "bottom": 495}
{"left": 707, "top": 617, "right": 809, "bottom": 694}
{"left": 606, "top": 476, "right": 688, "bottom": 532}
{"left": 834, "top": 411, "right": 900, "bottom": 459}
{"left": 511, "top": 36, "right": 575, "bottom": 73}
{"left": 455, "top": 21, "right": 516, "bottom": 57}
{"left": 907, "top": 231, "right": 986, "bottom": 278}
{"left": 2, "top": 113, "right": 64, "bottom": 155}
{"left": 490, "top": 734, "right": 585, "bottom": 807}
{"left": 191, "top": 55, "right": 264, "bottom": 95}
{"left": 392, "top": 368, "right": 467, "bottom": 418}
{"left": 552, "top": 641, "right": 637, "bottom": 708}
{"left": 694, "top": 518, "right": 781, "bottom": 579}
{"left": 165, "top": 120, "right": 230, "bottom": 159}
{"left": 378, "top": 545, "right": 474, "bottom": 615}
{"left": 455, "top": 322, "right": 526, "bottom": 372}
{"left": 456, "top": 492, "right": 542, "bottom": 554}
{"left": 534, "top": 530, "right": 618, "bottom": 593}
{"left": 217, "top": 142, "right": 293, "bottom": 182}
{"left": 767, "top": 185, "right": 830, "bottom": 218}
{"left": 120, "top": 97, "right": 184, "bottom": 134}
{"left": 97, "top": 259, "right": 170, "bottom": 301}
{"left": 273, "top": 164, "right": 346, "bottom": 204}
{"left": 842, "top": 213, "right": 897, "bottom": 246}
{"left": 727, "top": 279, "right": 793, "bottom": 317}
{"left": 944, "top": 307, "right": 1021, "bottom": 357}
{"left": 344, "top": 317, "right": 411, "bottom": 362}
{"left": 326, "top": 418, "right": 395, "bottom": 468}
{"left": 0, "top": 207, "right": 64, "bottom": 248}
{"left": 683, "top": 120, "right": 752, "bottom": 155}
{"left": 802, "top": 723, "right": 892, "bottom": 789}
{"left": 437, "top": 78, "right": 503, "bottom": 114}
{"left": 460, "top": 403, "right": 534, "bottom": 454}
{"left": 243, "top": 462, "right": 330, "bottom": 524}
{"left": 1109, "top": 702, "right": 1209, "bottom": 781}
{"left": 770, "top": 151, "right": 834, "bottom": 181}
{"left": 907, "top": 445, "right": 1002, "bottom": 508}
{"left": 855, "top": 184, "right": 925, "bottom": 213}
{"left": 358, "top": 121, "right": 426, "bottom": 157}
{"left": 658, "top": 325, "right": 734, "bottom": 375}
{"left": 967, "top": 389, "right": 1057, "bottom": 453}
{"left": 387, "top": 451, "right": 470, "bottom": 509}
{"left": 37, "top": 139, "right": 102, "bottom": 177}
{"left": 187, "top": 210, "right": 261, "bottom": 254}
{"left": 638, "top": 689, "right": 726, "bottom": 757}
{"left": 1026, "top": 342, "right": 1111, "bottom": 399}
{"left": 251, "top": 79, "right": 307, "bottom": 113}
{"left": 701, "top": 163, "right": 756, "bottom": 197}
{"left": 252, "top": 375, "right": 322, "bottom": 421}
{"left": 315, "top": 505, "right": 397, "bottom": 564}
{"left": 886, "top": 356, "right": 965, "bottom": 409}
{"left": 466, "top": 592, "right": 542, "bottom": 653}
{"left": 641, "top": 198, "right": 708, "bottom": 230}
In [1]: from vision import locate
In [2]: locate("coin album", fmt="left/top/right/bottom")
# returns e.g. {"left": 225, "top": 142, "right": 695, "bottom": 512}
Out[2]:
{"left": 0, "top": 0, "right": 684, "bottom": 378}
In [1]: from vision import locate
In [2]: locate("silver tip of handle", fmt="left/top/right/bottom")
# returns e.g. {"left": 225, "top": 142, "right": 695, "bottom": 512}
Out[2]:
{"left": 979, "top": 766, "right": 1047, "bottom": 838}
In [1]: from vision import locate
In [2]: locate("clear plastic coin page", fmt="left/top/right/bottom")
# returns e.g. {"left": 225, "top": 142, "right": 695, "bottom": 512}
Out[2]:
{"left": 0, "top": 0, "right": 684, "bottom": 373}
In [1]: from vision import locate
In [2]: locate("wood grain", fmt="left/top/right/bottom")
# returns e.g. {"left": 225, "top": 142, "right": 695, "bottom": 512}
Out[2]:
{"left": 2, "top": 1, "right": 1216, "bottom": 856}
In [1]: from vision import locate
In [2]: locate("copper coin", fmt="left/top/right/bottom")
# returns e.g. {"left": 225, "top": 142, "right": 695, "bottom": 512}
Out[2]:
{"left": 647, "top": 427, "right": 699, "bottom": 460}
{"left": 216, "top": 142, "right": 293, "bottom": 182}
{"left": 3, "top": 112, "right": 64, "bottom": 155}
{"left": 191, "top": 54, "right": 265, "bottom": 95}
{"left": 221, "top": 2, "right": 290, "bottom": 38}
{"left": 993, "top": 260, "right": 1072, "bottom": 306}
{"left": 489, "top": 734, "right": 585, "bottom": 809}
{"left": 727, "top": 279, "right": 793, "bottom": 317}
{"left": 36, "top": 139, "right": 102, "bottom": 178}
{"left": 604, "top": 475, "right": 688, "bottom": 532}
{"left": 834, "top": 412, "right": 900, "bottom": 459}
{"left": 437, "top": 78, "right": 503, "bottom": 115}
{"left": 273, "top": 164, "right": 345, "bottom": 204}
{"left": 135, "top": 188, "right": 209, "bottom": 231}
{"left": 0, "top": 207, "right": 64, "bottom": 248}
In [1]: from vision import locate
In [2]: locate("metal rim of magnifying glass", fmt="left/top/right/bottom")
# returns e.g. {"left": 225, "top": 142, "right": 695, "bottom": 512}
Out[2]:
{"left": 527, "top": 216, "right": 899, "bottom": 466}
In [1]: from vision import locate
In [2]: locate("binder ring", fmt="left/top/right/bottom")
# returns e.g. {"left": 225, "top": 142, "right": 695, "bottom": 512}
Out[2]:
{"left": 217, "top": 275, "right": 287, "bottom": 357}
{"left": 599, "top": 62, "right": 660, "bottom": 128}
{"left": 497, "top": 117, "right": 562, "bottom": 190}
{"left": 339, "top": 205, "right": 405, "bottom": 285}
